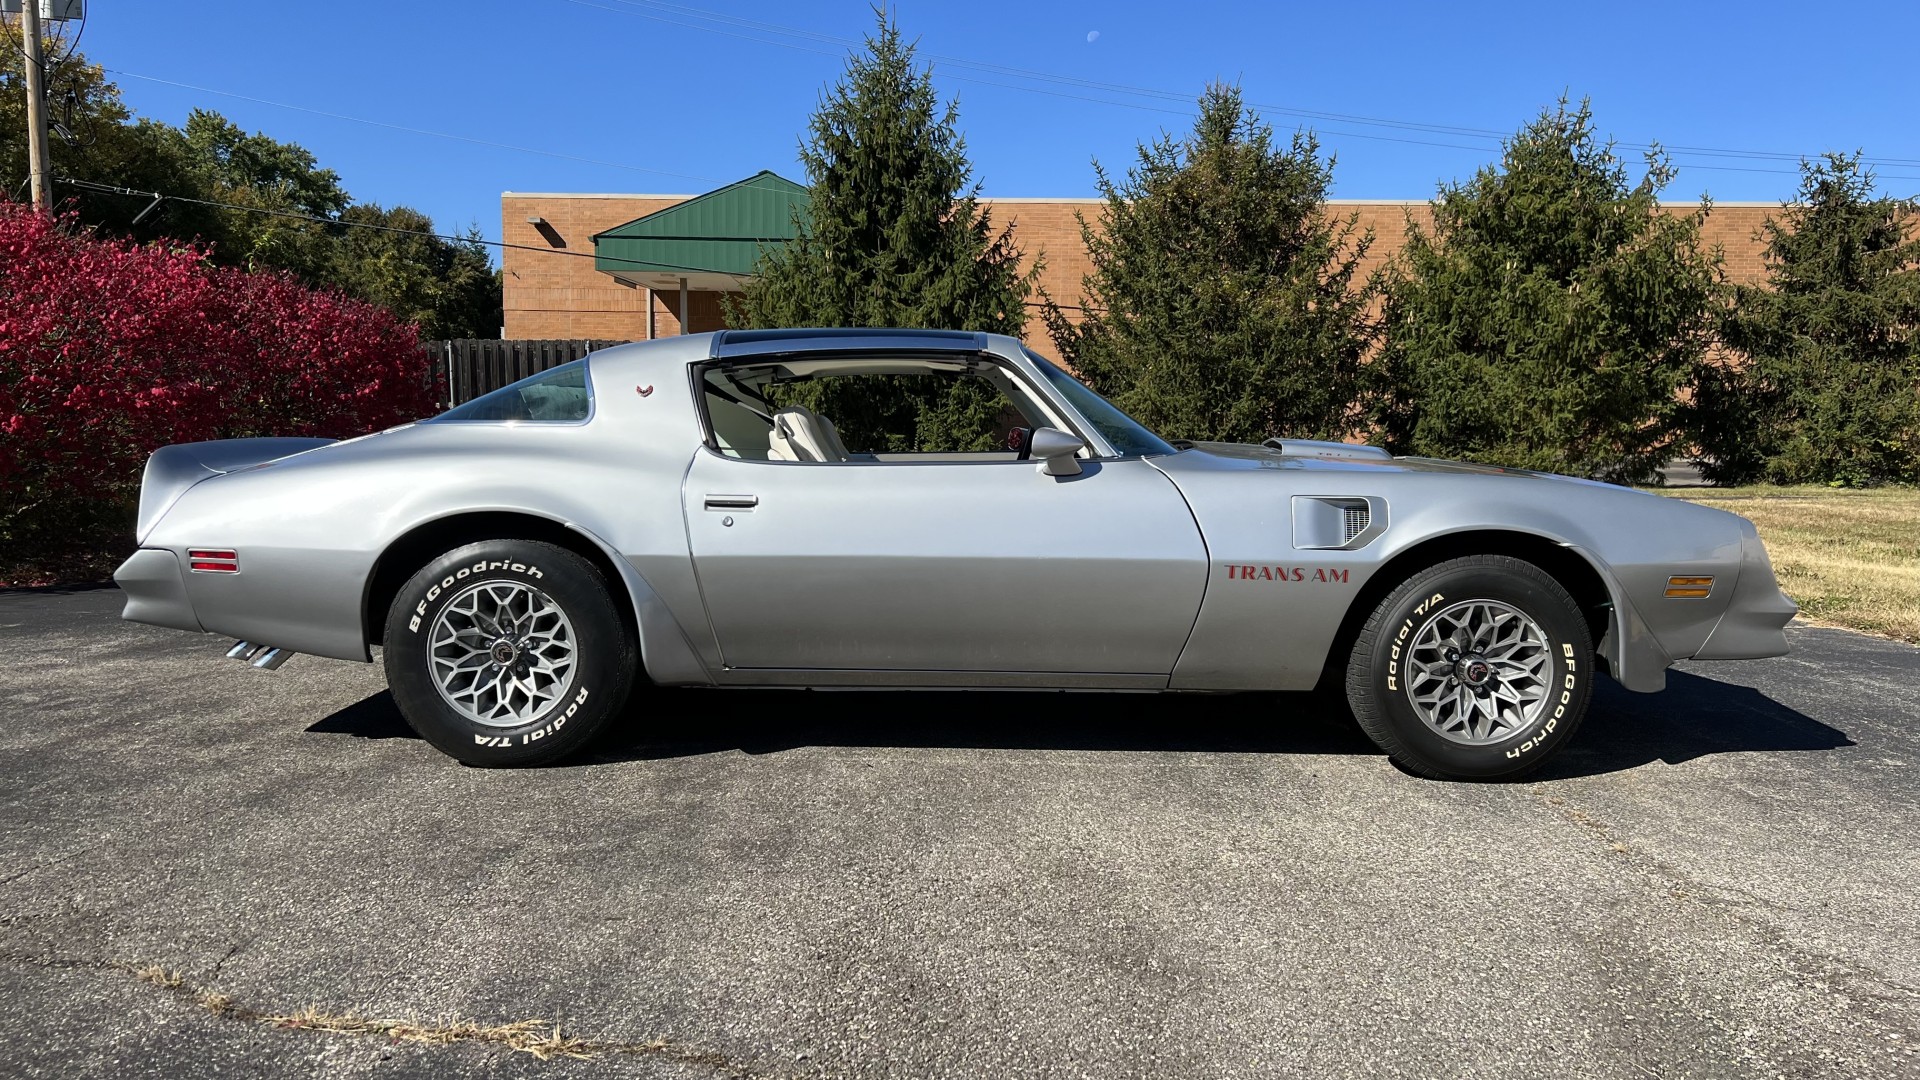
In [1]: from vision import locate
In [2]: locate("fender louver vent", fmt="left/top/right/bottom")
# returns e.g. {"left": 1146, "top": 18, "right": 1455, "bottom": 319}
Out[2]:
{"left": 1342, "top": 505, "right": 1371, "bottom": 543}
{"left": 1293, "top": 495, "right": 1385, "bottom": 549}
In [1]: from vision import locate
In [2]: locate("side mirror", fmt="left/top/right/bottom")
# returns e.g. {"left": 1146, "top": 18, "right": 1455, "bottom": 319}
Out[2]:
{"left": 1030, "top": 426, "right": 1085, "bottom": 477}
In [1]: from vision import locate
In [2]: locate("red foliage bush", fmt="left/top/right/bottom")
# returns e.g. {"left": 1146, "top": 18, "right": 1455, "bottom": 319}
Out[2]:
{"left": 0, "top": 201, "right": 440, "bottom": 579}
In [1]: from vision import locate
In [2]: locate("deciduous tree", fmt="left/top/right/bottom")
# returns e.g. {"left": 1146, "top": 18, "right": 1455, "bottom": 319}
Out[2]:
{"left": 1, "top": 41, "right": 500, "bottom": 339}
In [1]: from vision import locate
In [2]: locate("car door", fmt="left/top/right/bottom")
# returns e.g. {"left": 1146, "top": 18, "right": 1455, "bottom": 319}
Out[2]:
{"left": 681, "top": 450, "right": 1208, "bottom": 681}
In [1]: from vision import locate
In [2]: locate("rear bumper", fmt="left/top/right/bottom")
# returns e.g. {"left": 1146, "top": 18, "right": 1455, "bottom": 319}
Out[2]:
{"left": 1693, "top": 529, "right": 1797, "bottom": 660}
{"left": 113, "top": 548, "right": 204, "bottom": 634}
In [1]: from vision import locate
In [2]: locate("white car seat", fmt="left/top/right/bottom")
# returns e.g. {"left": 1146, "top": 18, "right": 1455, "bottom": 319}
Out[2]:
{"left": 767, "top": 405, "right": 851, "bottom": 462}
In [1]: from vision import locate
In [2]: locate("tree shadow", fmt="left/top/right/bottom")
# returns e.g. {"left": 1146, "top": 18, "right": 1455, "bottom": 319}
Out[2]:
{"left": 306, "top": 670, "right": 1851, "bottom": 780}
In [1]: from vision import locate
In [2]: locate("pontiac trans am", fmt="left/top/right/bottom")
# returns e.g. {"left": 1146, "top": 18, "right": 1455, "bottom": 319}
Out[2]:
{"left": 114, "top": 328, "right": 1798, "bottom": 779}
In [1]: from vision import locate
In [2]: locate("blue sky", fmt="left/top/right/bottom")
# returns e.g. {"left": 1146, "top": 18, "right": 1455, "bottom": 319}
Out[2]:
{"left": 73, "top": 0, "right": 1919, "bottom": 248}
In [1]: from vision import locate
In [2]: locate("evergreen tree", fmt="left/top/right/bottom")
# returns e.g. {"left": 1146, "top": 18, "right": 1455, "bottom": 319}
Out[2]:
{"left": 1690, "top": 154, "right": 1920, "bottom": 486}
{"left": 1376, "top": 99, "right": 1724, "bottom": 484}
{"left": 1041, "top": 85, "right": 1376, "bottom": 444}
{"left": 731, "top": 11, "right": 1036, "bottom": 451}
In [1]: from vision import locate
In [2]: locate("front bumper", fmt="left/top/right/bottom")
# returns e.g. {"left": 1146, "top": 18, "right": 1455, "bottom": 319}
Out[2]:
{"left": 113, "top": 548, "right": 204, "bottom": 634}
{"left": 1693, "top": 527, "right": 1797, "bottom": 660}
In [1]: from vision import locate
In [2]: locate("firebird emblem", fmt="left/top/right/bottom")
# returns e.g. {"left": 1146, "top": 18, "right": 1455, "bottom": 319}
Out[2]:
{"left": 635, "top": 385, "right": 655, "bottom": 398}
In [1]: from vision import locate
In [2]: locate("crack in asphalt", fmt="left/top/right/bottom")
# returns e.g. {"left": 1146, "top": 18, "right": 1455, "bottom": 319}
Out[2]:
{"left": 0, "top": 844, "right": 101, "bottom": 888}
{"left": 0, "top": 951, "right": 818, "bottom": 1078}
{"left": 1530, "top": 789, "right": 1920, "bottom": 1041}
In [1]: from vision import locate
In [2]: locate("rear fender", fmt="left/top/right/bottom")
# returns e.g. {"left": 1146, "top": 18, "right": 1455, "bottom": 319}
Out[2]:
{"left": 137, "top": 438, "right": 335, "bottom": 542}
{"left": 563, "top": 522, "right": 714, "bottom": 686}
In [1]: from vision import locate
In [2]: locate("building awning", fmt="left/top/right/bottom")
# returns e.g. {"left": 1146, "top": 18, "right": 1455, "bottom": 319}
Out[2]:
{"left": 592, "top": 170, "right": 806, "bottom": 292}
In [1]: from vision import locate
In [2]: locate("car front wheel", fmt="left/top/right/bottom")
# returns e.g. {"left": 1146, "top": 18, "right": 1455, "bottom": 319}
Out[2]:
{"left": 1346, "top": 555, "right": 1594, "bottom": 780}
{"left": 383, "top": 539, "right": 636, "bottom": 766}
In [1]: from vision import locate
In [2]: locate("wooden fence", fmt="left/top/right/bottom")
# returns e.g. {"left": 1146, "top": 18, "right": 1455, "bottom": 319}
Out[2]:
{"left": 427, "top": 339, "right": 628, "bottom": 408}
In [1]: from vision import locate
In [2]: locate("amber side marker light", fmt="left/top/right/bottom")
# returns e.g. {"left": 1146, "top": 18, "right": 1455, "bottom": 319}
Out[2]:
{"left": 1666, "top": 575, "right": 1714, "bottom": 599}
{"left": 188, "top": 549, "right": 239, "bottom": 573}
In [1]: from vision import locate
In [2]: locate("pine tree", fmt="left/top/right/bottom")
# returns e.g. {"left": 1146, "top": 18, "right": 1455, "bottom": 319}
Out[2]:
{"left": 732, "top": 10, "right": 1033, "bottom": 332}
{"left": 1376, "top": 99, "right": 1724, "bottom": 485}
{"left": 730, "top": 11, "right": 1036, "bottom": 451}
{"left": 1690, "top": 154, "right": 1920, "bottom": 486}
{"left": 1041, "top": 85, "right": 1376, "bottom": 444}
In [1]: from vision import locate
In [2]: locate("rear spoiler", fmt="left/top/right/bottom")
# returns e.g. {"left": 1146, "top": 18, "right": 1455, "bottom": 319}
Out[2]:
{"left": 135, "top": 437, "right": 336, "bottom": 543}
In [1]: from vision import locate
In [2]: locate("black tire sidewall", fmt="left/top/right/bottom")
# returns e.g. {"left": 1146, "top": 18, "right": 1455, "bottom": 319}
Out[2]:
{"left": 1361, "top": 559, "right": 1592, "bottom": 780}
{"left": 382, "top": 540, "right": 633, "bottom": 766}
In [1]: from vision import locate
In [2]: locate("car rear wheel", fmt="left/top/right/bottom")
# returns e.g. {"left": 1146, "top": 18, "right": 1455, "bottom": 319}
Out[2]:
{"left": 383, "top": 539, "right": 636, "bottom": 766}
{"left": 1346, "top": 555, "right": 1593, "bottom": 780}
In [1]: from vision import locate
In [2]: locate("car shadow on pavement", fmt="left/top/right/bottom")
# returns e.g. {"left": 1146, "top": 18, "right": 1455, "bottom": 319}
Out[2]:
{"left": 600, "top": 689, "right": 1380, "bottom": 762}
{"left": 307, "top": 670, "right": 1851, "bottom": 779}
{"left": 1539, "top": 670, "right": 1851, "bottom": 779}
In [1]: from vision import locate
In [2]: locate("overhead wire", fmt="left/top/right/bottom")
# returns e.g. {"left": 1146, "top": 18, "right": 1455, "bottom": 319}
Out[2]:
{"left": 561, "top": 0, "right": 1920, "bottom": 178}
{"left": 55, "top": 177, "right": 1075, "bottom": 308}
{"left": 56, "top": 176, "right": 744, "bottom": 277}
{"left": 102, "top": 68, "right": 720, "bottom": 185}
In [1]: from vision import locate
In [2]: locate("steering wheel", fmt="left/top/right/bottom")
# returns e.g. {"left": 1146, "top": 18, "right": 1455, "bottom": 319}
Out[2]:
{"left": 1007, "top": 426, "right": 1033, "bottom": 461}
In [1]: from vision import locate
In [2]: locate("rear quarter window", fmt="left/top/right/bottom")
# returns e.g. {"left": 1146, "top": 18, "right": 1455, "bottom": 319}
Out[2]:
{"left": 433, "top": 361, "right": 592, "bottom": 423}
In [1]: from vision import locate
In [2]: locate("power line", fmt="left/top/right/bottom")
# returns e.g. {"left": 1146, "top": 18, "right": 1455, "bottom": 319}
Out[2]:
{"left": 102, "top": 68, "right": 720, "bottom": 185}
{"left": 53, "top": 177, "right": 1079, "bottom": 309}
{"left": 561, "top": 0, "right": 1920, "bottom": 176}
{"left": 88, "top": 11, "right": 1920, "bottom": 187}
{"left": 55, "top": 176, "right": 749, "bottom": 277}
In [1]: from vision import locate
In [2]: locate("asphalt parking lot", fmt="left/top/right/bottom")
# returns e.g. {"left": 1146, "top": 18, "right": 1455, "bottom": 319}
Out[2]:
{"left": 2, "top": 587, "right": 1917, "bottom": 1079}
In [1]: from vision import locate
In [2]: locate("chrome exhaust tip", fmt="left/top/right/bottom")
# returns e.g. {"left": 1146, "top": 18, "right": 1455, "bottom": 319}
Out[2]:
{"left": 226, "top": 640, "right": 294, "bottom": 670}
{"left": 249, "top": 647, "right": 293, "bottom": 671}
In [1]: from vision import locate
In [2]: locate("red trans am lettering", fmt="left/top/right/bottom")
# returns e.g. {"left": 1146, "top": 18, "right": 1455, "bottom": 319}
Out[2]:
{"left": 1225, "top": 564, "right": 1350, "bottom": 583}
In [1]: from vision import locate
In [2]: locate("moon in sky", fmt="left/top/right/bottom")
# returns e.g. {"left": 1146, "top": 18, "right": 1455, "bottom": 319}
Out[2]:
{"left": 1086, "top": 30, "right": 1100, "bottom": 43}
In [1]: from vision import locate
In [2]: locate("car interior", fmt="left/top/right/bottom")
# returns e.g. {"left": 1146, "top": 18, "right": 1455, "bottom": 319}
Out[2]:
{"left": 701, "top": 356, "right": 1076, "bottom": 463}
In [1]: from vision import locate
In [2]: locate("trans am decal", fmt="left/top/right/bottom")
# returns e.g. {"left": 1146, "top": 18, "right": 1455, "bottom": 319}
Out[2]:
{"left": 1225, "top": 565, "right": 1350, "bottom": 583}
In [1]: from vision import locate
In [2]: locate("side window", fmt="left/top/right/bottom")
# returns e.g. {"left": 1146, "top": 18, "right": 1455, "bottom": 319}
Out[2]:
{"left": 703, "top": 368, "right": 777, "bottom": 459}
{"left": 434, "top": 361, "right": 592, "bottom": 423}
{"left": 766, "top": 370, "right": 1031, "bottom": 455}
{"left": 701, "top": 358, "right": 1066, "bottom": 463}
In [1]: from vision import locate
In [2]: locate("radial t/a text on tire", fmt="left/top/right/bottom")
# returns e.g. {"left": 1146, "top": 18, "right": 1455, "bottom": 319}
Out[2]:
{"left": 1346, "top": 555, "right": 1594, "bottom": 780}
{"left": 382, "top": 539, "right": 637, "bottom": 766}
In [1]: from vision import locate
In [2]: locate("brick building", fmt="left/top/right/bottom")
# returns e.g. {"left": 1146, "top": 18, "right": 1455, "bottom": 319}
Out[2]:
{"left": 501, "top": 171, "right": 1781, "bottom": 348}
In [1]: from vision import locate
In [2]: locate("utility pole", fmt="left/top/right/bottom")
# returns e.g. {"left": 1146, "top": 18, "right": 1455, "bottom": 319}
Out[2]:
{"left": 20, "top": 0, "right": 52, "bottom": 211}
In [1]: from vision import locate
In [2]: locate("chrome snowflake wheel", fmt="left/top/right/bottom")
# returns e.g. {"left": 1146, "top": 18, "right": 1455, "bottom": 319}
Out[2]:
{"left": 426, "top": 580, "right": 578, "bottom": 728}
{"left": 1402, "top": 599, "right": 1552, "bottom": 745}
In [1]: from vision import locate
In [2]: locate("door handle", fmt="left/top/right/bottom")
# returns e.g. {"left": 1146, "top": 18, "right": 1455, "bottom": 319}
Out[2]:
{"left": 704, "top": 494, "right": 759, "bottom": 510}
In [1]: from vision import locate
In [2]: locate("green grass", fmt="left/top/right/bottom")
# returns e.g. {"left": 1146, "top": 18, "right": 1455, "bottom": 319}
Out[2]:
{"left": 1660, "top": 485, "right": 1920, "bottom": 643}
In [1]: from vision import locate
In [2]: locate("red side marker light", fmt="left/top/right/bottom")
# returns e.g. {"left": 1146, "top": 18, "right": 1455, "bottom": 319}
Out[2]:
{"left": 188, "top": 549, "right": 239, "bottom": 573}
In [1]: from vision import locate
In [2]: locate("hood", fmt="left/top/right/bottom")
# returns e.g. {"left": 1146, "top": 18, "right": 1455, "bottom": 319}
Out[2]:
{"left": 1176, "top": 440, "right": 1635, "bottom": 492}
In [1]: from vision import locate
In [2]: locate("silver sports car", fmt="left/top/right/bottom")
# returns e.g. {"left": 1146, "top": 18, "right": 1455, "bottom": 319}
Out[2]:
{"left": 115, "top": 328, "right": 1797, "bottom": 779}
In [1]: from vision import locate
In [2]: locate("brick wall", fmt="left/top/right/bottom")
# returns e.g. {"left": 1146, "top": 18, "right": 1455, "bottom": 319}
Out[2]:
{"left": 502, "top": 192, "right": 1785, "bottom": 349}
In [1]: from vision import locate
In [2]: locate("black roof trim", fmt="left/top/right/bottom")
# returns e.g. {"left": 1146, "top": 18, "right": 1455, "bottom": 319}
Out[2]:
{"left": 711, "top": 328, "right": 988, "bottom": 359}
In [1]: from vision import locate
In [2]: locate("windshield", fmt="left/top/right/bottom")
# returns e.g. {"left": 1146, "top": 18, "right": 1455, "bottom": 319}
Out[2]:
{"left": 1024, "top": 349, "right": 1175, "bottom": 458}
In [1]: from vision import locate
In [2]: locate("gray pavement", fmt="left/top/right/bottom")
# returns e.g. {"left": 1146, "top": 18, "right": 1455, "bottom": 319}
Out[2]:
{"left": 1, "top": 586, "right": 1917, "bottom": 1079}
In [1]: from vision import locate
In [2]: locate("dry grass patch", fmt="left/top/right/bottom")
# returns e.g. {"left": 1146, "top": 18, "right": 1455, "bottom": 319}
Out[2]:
{"left": 1661, "top": 485, "right": 1920, "bottom": 643}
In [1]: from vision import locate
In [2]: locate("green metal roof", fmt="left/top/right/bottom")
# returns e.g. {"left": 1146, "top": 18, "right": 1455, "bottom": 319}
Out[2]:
{"left": 592, "top": 171, "right": 806, "bottom": 277}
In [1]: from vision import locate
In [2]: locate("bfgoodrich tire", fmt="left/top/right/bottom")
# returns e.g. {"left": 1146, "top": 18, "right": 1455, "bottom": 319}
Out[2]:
{"left": 383, "top": 540, "right": 636, "bottom": 766}
{"left": 1346, "top": 555, "right": 1593, "bottom": 781}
